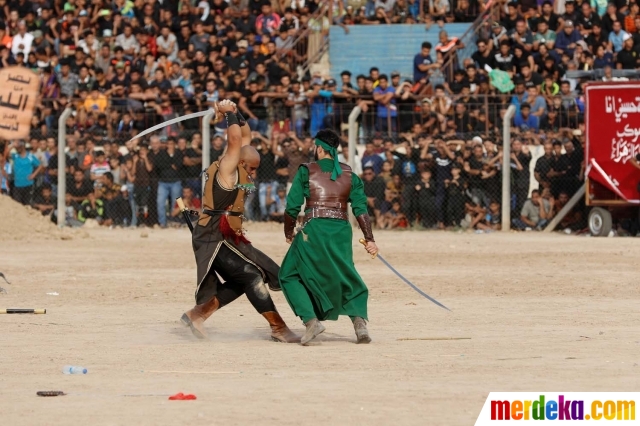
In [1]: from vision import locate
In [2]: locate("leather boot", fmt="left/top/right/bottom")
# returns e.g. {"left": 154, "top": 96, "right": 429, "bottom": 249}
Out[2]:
{"left": 352, "top": 317, "right": 371, "bottom": 344}
{"left": 262, "top": 311, "right": 301, "bottom": 343}
{"left": 301, "top": 318, "right": 326, "bottom": 346}
{"left": 180, "top": 297, "right": 220, "bottom": 339}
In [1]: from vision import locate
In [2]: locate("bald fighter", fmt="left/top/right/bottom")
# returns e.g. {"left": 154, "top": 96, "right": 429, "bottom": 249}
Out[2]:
{"left": 181, "top": 99, "right": 299, "bottom": 343}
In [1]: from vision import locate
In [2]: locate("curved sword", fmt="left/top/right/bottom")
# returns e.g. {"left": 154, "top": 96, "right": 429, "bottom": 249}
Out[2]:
{"left": 127, "top": 108, "right": 216, "bottom": 143}
{"left": 359, "top": 239, "right": 451, "bottom": 311}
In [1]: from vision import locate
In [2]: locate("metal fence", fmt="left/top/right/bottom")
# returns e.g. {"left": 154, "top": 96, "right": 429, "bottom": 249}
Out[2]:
{"left": 1, "top": 95, "right": 589, "bottom": 233}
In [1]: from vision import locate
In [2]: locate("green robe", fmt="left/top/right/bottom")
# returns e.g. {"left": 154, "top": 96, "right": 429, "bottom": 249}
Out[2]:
{"left": 279, "top": 159, "right": 370, "bottom": 323}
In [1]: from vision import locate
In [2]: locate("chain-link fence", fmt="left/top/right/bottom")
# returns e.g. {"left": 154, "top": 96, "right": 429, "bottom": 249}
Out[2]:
{"left": 1, "top": 93, "right": 594, "bottom": 233}
{"left": 264, "top": 93, "right": 589, "bottom": 233}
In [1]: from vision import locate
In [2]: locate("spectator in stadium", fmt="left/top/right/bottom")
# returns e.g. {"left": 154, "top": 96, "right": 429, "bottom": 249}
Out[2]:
{"left": 608, "top": 21, "right": 629, "bottom": 52}
{"left": 101, "top": 172, "right": 130, "bottom": 227}
{"left": 511, "top": 139, "right": 532, "bottom": 217}
{"left": 266, "top": 185, "right": 288, "bottom": 223}
{"left": 555, "top": 20, "right": 582, "bottom": 56}
{"left": 154, "top": 138, "right": 183, "bottom": 228}
{"left": 512, "top": 189, "right": 552, "bottom": 230}
{"left": 12, "top": 20, "right": 33, "bottom": 56}
{"left": 413, "top": 41, "right": 438, "bottom": 85}
{"left": 464, "top": 143, "right": 490, "bottom": 208}
{"left": 514, "top": 103, "right": 539, "bottom": 131}
{"left": 68, "top": 168, "right": 94, "bottom": 203}
{"left": 169, "top": 186, "right": 201, "bottom": 226}
{"left": 239, "top": 79, "right": 269, "bottom": 135}
{"left": 476, "top": 199, "right": 502, "bottom": 232}
{"left": 373, "top": 74, "right": 398, "bottom": 133}
{"left": 8, "top": 140, "right": 43, "bottom": 206}
{"left": 32, "top": 184, "right": 55, "bottom": 216}
{"left": 361, "top": 141, "right": 384, "bottom": 175}
{"left": 551, "top": 191, "right": 585, "bottom": 232}
{"left": 534, "top": 142, "right": 555, "bottom": 191}
{"left": 90, "top": 149, "right": 110, "bottom": 182}
{"left": 78, "top": 190, "right": 105, "bottom": 225}
{"left": 362, "top": 166, "right": 386, "bottom": 218}
{"left": 445, "top": 163, "right": 467, "bottom": 227}
{"left": 414, "top": 169, "right": 437, "bottom": 228}
{"left": 133, "top": 144, "right": 153, "bottom": 222}
{"left": 616, "top": 35, "right": 639, "bottom": 69}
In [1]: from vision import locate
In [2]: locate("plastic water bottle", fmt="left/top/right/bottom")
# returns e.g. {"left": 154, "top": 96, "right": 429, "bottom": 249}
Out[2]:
{"left": 62, "top": 365, "right": 87, "bottom": 375}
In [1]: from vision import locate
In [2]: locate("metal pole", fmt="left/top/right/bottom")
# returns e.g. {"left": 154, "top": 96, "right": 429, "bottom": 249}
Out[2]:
{"left": 201, "top": 110, "right": 214, "bottom": 192}
{"left": 57, "top": 107, "right": 73, "bottom": 228}
{"left": 348, "top": 105, "right": 362, "bottom": 227}
{"left": 543, "top": 184, "right": 586, "bottom": 233}
{"left": 501, "top": 104, "right": 516, "bottom": 232}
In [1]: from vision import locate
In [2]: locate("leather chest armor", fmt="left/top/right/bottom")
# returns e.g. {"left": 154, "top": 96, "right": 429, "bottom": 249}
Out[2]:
{"left": 305, "top": 162, "right": 352, "bottom": 212}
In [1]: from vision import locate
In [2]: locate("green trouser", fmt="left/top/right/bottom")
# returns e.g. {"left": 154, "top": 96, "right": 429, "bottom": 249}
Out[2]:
{"left": 282, "top": 279, "right": 360, "bottom": 324}
{"left": 281, "top": 278, "right": 318, "bottom": 324}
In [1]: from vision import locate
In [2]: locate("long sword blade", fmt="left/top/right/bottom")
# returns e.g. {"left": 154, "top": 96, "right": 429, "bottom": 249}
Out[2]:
{"left": 377, "top": 254, "right": 451, "bottom": 311}
{"left": 127, "top": 109, "right": 214, "bottom": 143}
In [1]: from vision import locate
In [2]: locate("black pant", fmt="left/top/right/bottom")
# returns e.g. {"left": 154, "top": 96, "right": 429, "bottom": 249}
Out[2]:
{"left": 211, "top": 244, "right": 276, "bottom": 314}
{"left": 12, "top": 185, "right": 33, "bottom": 205}
{"left": 105, "top": 196, "right": 131, "bottom": 225}
{"left": 418, "top": 196, "right": 436, "bottom": 227}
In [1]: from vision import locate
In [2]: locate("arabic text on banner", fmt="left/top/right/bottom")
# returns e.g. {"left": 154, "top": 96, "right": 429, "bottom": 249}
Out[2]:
{"left": 586, "top": 84, "right": 640, "bottom": 204}
{"left": 0, "top": 67, "right": 39, "bottom": 140}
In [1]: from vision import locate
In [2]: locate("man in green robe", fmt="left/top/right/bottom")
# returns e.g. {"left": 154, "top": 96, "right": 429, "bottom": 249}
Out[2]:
{"left": 279, "top": 129, "right": 379, "bottom": 345}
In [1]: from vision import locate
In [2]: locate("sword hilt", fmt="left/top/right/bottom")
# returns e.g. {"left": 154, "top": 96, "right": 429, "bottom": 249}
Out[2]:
{"left": 176, "top": 198, "right": 195, "bottom": 233}
{"left": 359, "top": 238, "right": 377, "bottom": 259}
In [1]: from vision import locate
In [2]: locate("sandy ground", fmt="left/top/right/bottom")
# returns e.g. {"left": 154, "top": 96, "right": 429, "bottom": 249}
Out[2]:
{"left": 1, "top": 222, "right": 639, "bottom": 426}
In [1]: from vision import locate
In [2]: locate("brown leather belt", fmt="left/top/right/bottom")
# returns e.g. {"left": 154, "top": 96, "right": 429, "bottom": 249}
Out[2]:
{"left": 305, "top": 200, "right": 346, "bottom": 210}
{"left": 304, "top": 207, "right": 348, "bottom": 223}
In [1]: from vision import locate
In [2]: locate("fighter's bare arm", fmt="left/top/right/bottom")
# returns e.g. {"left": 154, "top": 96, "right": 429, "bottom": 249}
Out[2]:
{"left": 240, "top": 115, "right": 251, "bottom": 146}
{"left": 218, "top": 100, "right": 243, "bottom": 185}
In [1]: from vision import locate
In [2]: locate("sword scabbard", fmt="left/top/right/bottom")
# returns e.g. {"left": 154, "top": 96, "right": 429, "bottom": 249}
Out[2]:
{"left": 177, "top": 198, "right": 195, "bottom": 233}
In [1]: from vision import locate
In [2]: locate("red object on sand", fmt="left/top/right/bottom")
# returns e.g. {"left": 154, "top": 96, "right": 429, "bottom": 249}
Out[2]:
{"left": 168, "top": 393, "right": 197, "bottom": 400}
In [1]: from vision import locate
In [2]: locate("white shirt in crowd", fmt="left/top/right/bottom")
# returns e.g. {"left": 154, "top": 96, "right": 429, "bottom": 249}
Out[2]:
{"left": 115, "top": 33, "right": 140, "bottom": 54}
{"left": 12, "top": 32, "right": 34, "bottom": 56}
{"left": 290, "top": 0, "right": 306, "bottom": 10}
{"left": 156, "top": 33, "right": 178, "bottom": 61}
{"left": 78, "top": 38, "right": 100, "bottom": 56}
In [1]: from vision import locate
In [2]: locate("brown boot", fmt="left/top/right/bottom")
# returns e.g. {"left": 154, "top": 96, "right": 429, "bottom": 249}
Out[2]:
{"left": 262, "top": 311, "right": 301, "bottom": 343}
{"left": 180, "top": 297, "right": 220, "bottom": 339}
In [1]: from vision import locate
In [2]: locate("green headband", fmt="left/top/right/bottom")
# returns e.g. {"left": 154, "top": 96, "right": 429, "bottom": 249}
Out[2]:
{"left": 315, "top": 138, "right": 342, "bottom": 181}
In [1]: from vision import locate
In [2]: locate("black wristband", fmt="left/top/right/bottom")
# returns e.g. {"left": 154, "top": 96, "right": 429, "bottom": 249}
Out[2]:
{"left": 225, "top": 112, "right": 239, "bottom": 127}
{"left": 235, "top": 111, "right": 247, "bottom": 127}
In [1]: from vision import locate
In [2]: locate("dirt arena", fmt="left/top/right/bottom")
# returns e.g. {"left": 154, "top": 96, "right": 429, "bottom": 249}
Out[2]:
{"left": 1, "top": 222, "right": 639, "bottom": 426}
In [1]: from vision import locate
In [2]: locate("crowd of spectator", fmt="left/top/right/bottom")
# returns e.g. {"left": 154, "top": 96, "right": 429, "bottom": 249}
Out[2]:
{"left": 3, "top": 0, "right": 635, "bottom": 233}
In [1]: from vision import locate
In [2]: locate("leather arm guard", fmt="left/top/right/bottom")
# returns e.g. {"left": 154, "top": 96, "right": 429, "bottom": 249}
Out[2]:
{"left": 225, "top": 112, "right": 239, "bottom": 127}
{"left": 236, "top": 111, "right": 247, "bottom": 127}
{"left": 356, "top": 214, "right": 375, "bottom": 242}
{"left": 284, "top": 214, "right": 297, "bottom": 240}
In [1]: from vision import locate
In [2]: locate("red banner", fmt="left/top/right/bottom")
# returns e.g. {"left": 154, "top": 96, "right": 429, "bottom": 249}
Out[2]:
{"left": 585, "top": 82, "right": 640, "bottom": 204}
